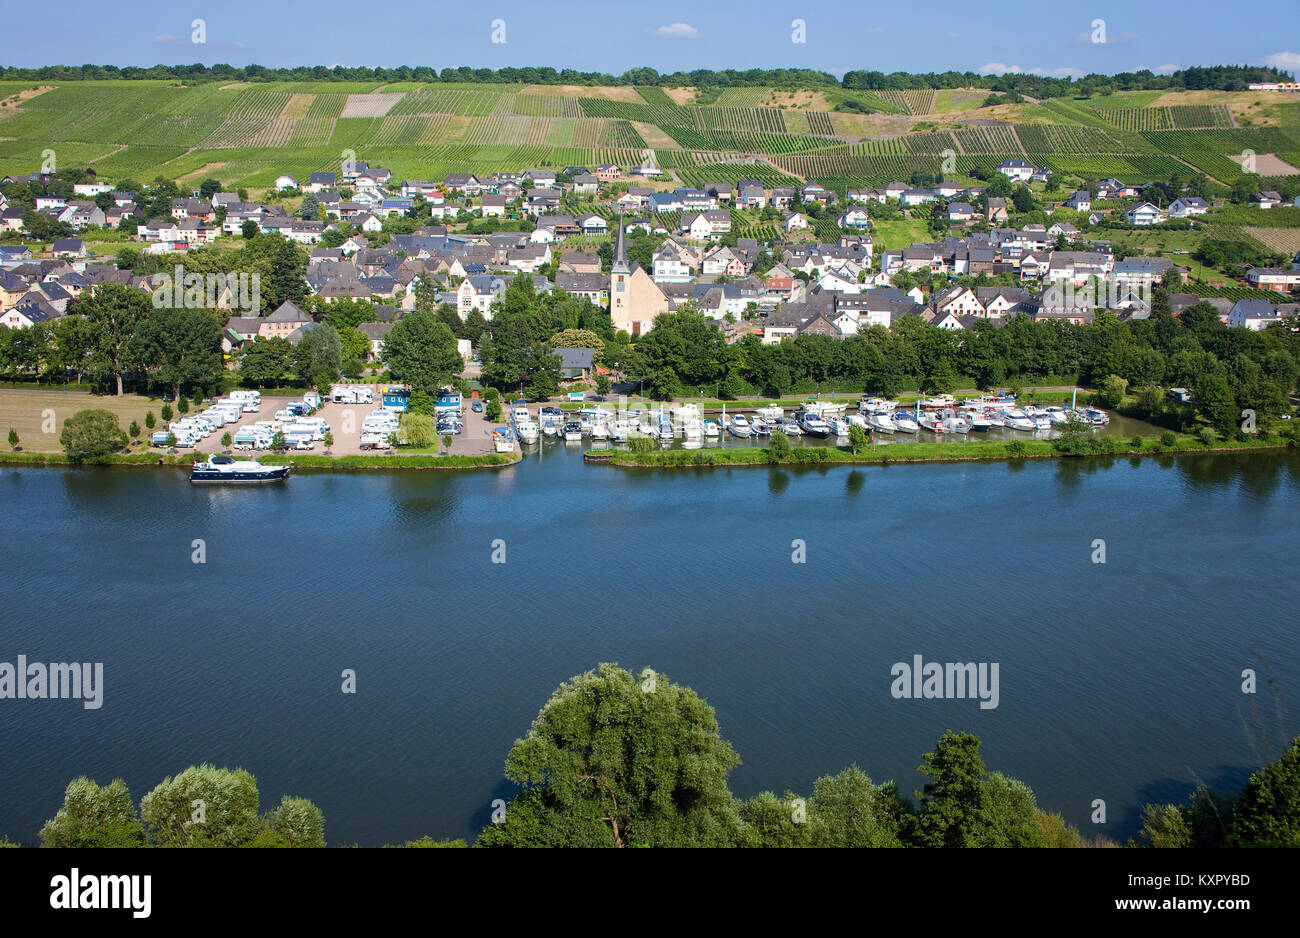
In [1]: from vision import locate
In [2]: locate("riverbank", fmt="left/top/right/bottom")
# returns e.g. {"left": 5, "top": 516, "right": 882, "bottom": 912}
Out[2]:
{"left": 0, "top": 449, "right": 520, "bottom": 471}
{"left": 586, "top": 432, "right": 1297, "bottom": 468}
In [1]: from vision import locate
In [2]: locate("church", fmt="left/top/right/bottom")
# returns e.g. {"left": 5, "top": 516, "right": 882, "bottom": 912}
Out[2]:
{"left": 609, "top": 215, "right": 668, "bottom": 337}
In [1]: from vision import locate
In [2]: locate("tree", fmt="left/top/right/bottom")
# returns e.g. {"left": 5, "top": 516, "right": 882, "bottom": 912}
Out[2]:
{"left": 39, "top": 777, "right": 146, "bottom": 848}
{"left": 547, "top": 328, "right": 605, "bottom": 359}
{"left": 160, "top": 403, "right": 172, "bottom": 422}
{"left": 7, "top": 427, "right": 17, "bottom": 450}
{"left": 221, "top": 431, "right": 232, "bottom": 449}
{"left": 73, "top": 281, "right": 150, "bottom": 395}
{"left": 139, "top": 765, "right": 262, "bottom": 847}
{"left": 380, "top": 309, "right": 462, "bottom": 396}
{"left": 476, "top": 663, "right": 742, "bottom": 848}
{"left": 144, "top": 411, "right": 156, "bottom": 430}
{"left": 239, "top": 336, "right": 294, "bottom": 386}
{"left": 261, "top": 795, "right": 326, "bottom": 848}
{"left": 767, "top": 429, "right": 791, "bottom": 463}
{"left": 1094, "top": 374, "right": 1129, "bottom": 409}
{"left": 199, "top": 177, "right": 222, "bottom": 199}
{"left": 271, "top": 430, "right": 287, "bottom": 452}
{"left": 848, "top": 423, "right": 869, "bottom": 454}
{"left": 299, "top": 193, "right": 320, "bottom": 221}
{"left": 1133, "top": 804, "right": 1193, "bottom": 848}
{"left": 805, "top": 766, "right": 908, "bottom": 848}
{"left": 60, "top": 410, "right": 127, "bottom": 461}
{"left": 914, "top": 731, "right": 990, "bottom": 848}
{"left": 130, "top": 306, "right": 222, "bottom": 401}
{"left": 129, "top": 421, "right": 141, "bottom": 440}
{"left": 595, "top": 374, "right": 612, "bottom": 396}
{"left": 241, "top": 219, "right": 259, "bottom": 240}
{"left": 1230, "top": 736, "right": 1300, "bottom": 846}
{"left": 398, "top": 411, "right": 436, "bottom": 447}
{"left": 294, "top": 323, "right": 343, "bottom": 388}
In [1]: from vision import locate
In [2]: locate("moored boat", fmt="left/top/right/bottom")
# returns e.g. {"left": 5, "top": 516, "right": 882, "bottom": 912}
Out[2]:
{"left": 891, "top": 410, "right": 920, "bottom": 433}
{"left": 869, "top": 412, "right": 896, "bottom": 433}
{"left": 728, "top": 414, "right": 752, "bottom": 438}
{"left": 190, "top": 455, "right": 290, "bottom": 484}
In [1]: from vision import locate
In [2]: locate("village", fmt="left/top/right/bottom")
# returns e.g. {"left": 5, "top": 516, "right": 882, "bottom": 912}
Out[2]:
{"left": 3, "top": 147, "right": 1300, "bottom": 355}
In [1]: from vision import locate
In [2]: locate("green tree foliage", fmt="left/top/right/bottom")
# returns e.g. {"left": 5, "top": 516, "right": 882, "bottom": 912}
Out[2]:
{"left": 476, "top": 663, "right": 742, "bottom": 848}
{"left": 39, "top": 777, "right": 146, "bottom": 848}
{"left": 239, "top": 336, "right": 294, "bottom": 386}
{"left": 380, "top": 309, "right": 462, "bottom": 395}
{"left": 139, "top": 765, "right": 262, "bottom": 847}
{"left": 71, "top": 281, "right": 151, "bottom": 395}
{"left": 1133, "top": 804, "right": 1193, "bottom": 848}
{"left": 398, "top": 411, "right": 436, "bottom": 447}
{"left": 293, "top": 323, "right": 343, "bottom": 388}
{"left": 261, "top": 795, "right": 326, "bottom": 848}
{"left": 130, "top": 306, "right": 222, "bottom": 400}
{"left": 1230, "top": 737, "right": 1300, "bottom": 846}
{"left": 60, "top": 409, "right": 127, "bottom": 460}
{"left": 767, "top": 429, "right": 791, "bottom": 463}
{"left": 914, "top": 731, "right": 990, "bottom": 847}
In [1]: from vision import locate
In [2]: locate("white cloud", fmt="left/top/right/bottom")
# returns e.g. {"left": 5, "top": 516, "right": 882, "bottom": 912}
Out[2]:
{"left": 1263, "top": 51, "right": 1300, "bottom": 71}
{"left": 1152, "top": 63, "right": 1179, "bottom": 75}
{"left": 978, "top": 63, "right": 1021, "bottom": 75}
{"left": 650, "top": 23, "right": 700, "bottom": 39}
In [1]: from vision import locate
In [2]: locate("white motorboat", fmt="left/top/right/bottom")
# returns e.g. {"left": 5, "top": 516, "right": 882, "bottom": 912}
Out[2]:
{"left": 869, "top": 412, "right": 896, "bottom": 433}
{"left": 516, "top": 419, "right": 540, "bottom": 444}
{"left": 190, "top": 455, "right": 289, "bottom": 484}
{"left": 611, "top": 419, "right": 631, "bottom": 442}
{"left": 590, "top": 421, "right": 610, "bottom": 440}
{"left": 891, "top": 411, "right": 920, "bottom": 433}
{"left": 750, "top": 418, "right": 772, "bottom": 437}
{"left": 917, "top": 412, "right": 945, "bottom": 433}
{"left": 541, "top": 419, "right": 559, "bottom": 438}
{"left": 798, "top": 412, "right": 832, "bottom": 437}
{"left": 964, "top": 410, "right": 993, "bottom": 432}
{"left": 1003, "top": 408, "right": 1035, "bottom": 431}
{"left": 702, "top": 419, "right": 720, "bottom": 438}
{"left": 942, "top": 414, "right": 971, "bottom": 434}
{"left": 775, "top": 417, "right": 803, "bottom": 436}
{"left": 562, "top": 421, "right": 583, "bottom": 442}
{"left": 1045, "top": 406, "right": 1070, "bottom": 425}
{"left": 656, "top": 414, "right": 675, "bottom": 440}
{"left": 728, "top": 414, "right": 752, "bottom": 438}
{"left": 757, "top": 406, "right": 784, "bottom": 422}
{"left": 637, "top": 415, "right": 654, "bottom": 435}
{"left": 830, "top": 416, "right": 851, "bottom": 437}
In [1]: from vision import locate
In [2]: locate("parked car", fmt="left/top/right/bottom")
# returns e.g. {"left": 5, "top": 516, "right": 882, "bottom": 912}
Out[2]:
{"left": 471, "top": 399, "right": 484, "bottom": 413}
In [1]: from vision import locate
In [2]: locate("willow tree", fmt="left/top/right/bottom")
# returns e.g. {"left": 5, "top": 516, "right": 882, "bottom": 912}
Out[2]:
{"left": 477, "top": 663, "right": 742, "bottom": 847}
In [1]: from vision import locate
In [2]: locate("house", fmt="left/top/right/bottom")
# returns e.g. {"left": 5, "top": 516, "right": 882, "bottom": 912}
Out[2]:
{"left": 704, "top": 182, "right": 733, "bottom": 203}
{"left": 680, "top": 211, "right": 714, "bottom": 240}
{"left": 443, "top": 174, "right": 482, "bottom": 195}
{"left": 1125, "top": 202, "right": 1167, "bottom": 226}
{"left": 997, "top": 159, "right": 1034, "bottom": 182}
{"left": 1064, "top": 190, "right": 1091, "bottom": 212}
{"left": 800, "top": 181, "right": 834, "bottom": 204}
{"left": 737, "top": 184, "right": 767, "bottom": 210}
{"left": 359, "top": 322, "right": 394, "bottom": 361}
{"left": 274, "top": 174, "right": 299, "bottom": 191}
{"left": 258, "top": 301, "right": 312, "bottom": 338}
{"left": 783, "top": 213, "right": 809, "bottom": 233}
{"left": 616, "top": 187, "right": 653, "bottom": 211}
{"left": 837, "top": 206, "right": 872, "bottom": 229}
{"left": 0, "top": 296, "right": 61, "bottom": 329}
{"left": 1228, "top": 298, "right": 1294, "bottom": 330}
{"left": 1252, "top": 191, "right": 1283, "bottom": 209}
{"left": 595, "top": 164, "right": 621, "bottom": 182}
{"left": 307, "top": 172, "right": 337, "bottom": 193}
{"left": 559, "top": 251, "right": 600, "bottom": 275}
{"left": 1047, "top": 222, "right": 1079, "bottom": 241}
{"left": 932, "top": 286, "right": 984, "bottom": 318}
{"left": 986, "top": 197, "right": 1008, "bottom": 223}
{"left": 1245, "top": 268, "right": 1300, "bottom": 292}
{"left": 1168, "top": 197, "right": 1210, "bottom": 218}
{"left": 480, "top": 194, "right": 508, "bottom": 217}
{"left": 457, "top": 274, "right": 507, "bottom": 319}
{"left": 901, "top": 189, "right": 938, "bottom": 207}
{"left": 570, "top": 173, "right": 599, "bottom": 196}
{"left": 554, "top": 347, "right": 596, "bottom": 380}
{"left": 652, "top": 243, "right": 694, "bottom": 283}
{"left": 50, "top": 238, "right": 86, "bottom": 257}
{"left": 555, "top": 272, "right": 608, "bottom": 305}
{"left": 946, "top": 202, "right": 975, "bottom": 224}
{"left": 577, "top": 213, "right": 608, "bottom": 236}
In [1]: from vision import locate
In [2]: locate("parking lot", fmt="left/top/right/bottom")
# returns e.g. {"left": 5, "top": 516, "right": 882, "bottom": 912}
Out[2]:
{"left": 210, "top": 393, "right": 502, "bottom": 457}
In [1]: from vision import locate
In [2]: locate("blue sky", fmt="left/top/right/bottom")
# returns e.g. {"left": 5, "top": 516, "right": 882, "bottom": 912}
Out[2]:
{"left": 19, "top": 0, "right": 1300, "bottom": 79}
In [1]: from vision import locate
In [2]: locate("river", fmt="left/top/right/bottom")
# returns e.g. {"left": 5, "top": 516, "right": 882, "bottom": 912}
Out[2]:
{"left": 1, "top": 446, "right": 1297, "bottom": 845}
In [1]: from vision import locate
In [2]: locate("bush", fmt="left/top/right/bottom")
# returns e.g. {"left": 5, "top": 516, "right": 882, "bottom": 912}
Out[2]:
{"left": 629, "top": 434, "right": 654, "bottom": 455}
{"left": 767, "top": 430, "right": 791, "bottom": 463}
{"left": 177, "top": 397, "right": 189, "bottom": 415}
{"left": 128, "top": 421, "right": 141, "bottom": 440}
{"left": 144, "top": 411, "right": 156, "bottom": 430}
{"left": 1129, "top": 435, "right": 1143, "bottom": 449}
{"left": 60, "top": 410, "right": 128, "bottom": 461}
{"left": 1197, "top": 426, "right": 1217, "bottom": 446}
{"left": 160, "top": 404, "right": 172, "bottom": 422}
{"left": 1005, "top": 440, "right": 1028, "bottom": 459}
{"left": 1160, "top": 430, "right": 1178, "bottom": 448}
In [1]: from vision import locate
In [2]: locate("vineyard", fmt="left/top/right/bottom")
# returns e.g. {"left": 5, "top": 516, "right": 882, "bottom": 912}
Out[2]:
{"left": 0, "top": 78, "right": 1297, "bottom": 198}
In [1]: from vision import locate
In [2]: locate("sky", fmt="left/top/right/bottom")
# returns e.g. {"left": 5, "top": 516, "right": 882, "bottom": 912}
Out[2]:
{"left": 15, "top": 0, "right": 1300, "bottom": 80}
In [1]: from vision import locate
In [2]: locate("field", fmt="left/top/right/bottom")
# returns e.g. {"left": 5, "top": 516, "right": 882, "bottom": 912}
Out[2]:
{"left": 0, "top": 81, "right": 1297, "bottom": 199}
{"left": 0, "top": 389, "right": 162, "bottom": 452}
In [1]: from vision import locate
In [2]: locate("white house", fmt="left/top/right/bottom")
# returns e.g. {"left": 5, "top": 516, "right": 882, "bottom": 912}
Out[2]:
{"left": 997, "top": 159, "right": 1034, "bottom": 183}
{"left": 274, "top": 174, "right": 299, "bottom": 191}
{"left": 1125, "top": 202, "right": 1167, "bottom": 226}
{"left": 1168, "top": 197, "right": 1209, "bottom": 218}
{"left": 1227, "top": 298, "right": 1292, "bottom": 330}
{"left": 837, "top": 207, "right": 871, "bottom": 229}
{"left": 783, "top": 213, "right": 809, "bottom": 232}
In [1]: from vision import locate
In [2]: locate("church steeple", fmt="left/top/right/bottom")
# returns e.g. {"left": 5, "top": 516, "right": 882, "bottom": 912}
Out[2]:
{"left": 612, "top": 212, "right": 629, "bottom": 274}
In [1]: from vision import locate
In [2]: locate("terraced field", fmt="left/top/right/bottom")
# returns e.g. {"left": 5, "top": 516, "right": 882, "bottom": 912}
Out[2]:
{"left": 0, "top": 80, "right": 1295, "bottom": 194}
